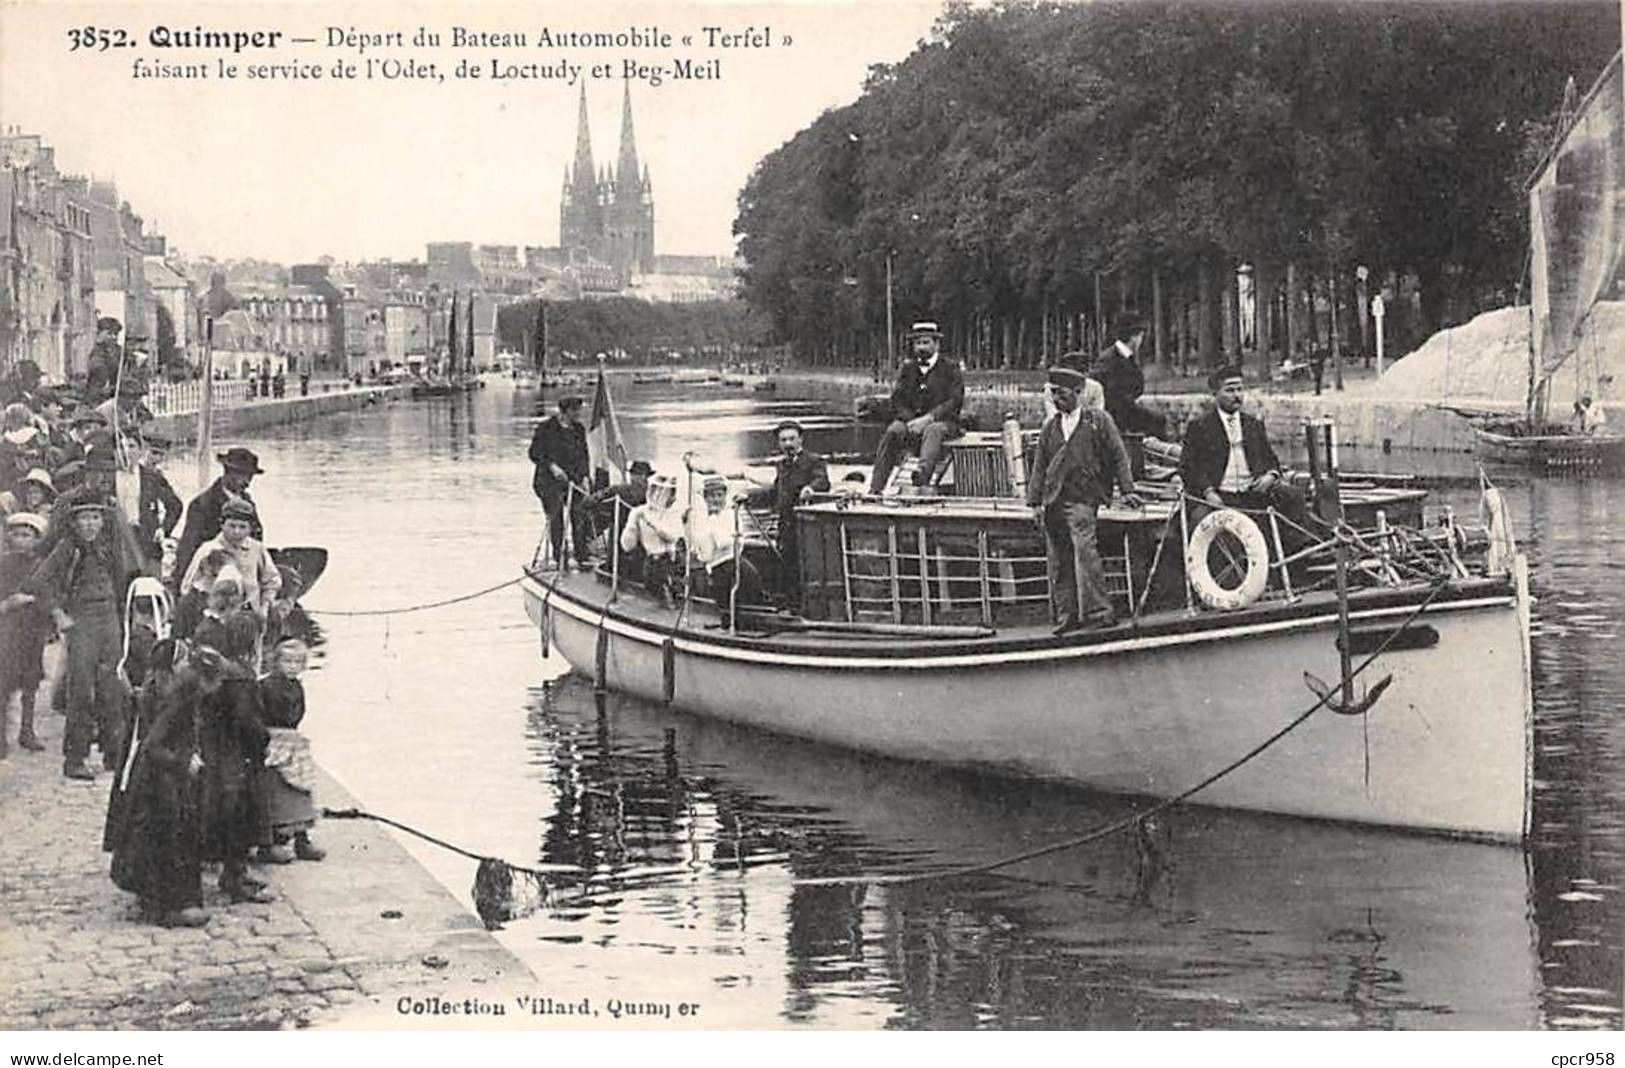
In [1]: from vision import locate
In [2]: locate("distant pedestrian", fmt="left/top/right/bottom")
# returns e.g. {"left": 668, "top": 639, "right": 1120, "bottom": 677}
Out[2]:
{"left": 0, "top": 512, "right": 51, "bottom": 756}
{"left": 254, "top": 638, "right": 324, "bottom": 864}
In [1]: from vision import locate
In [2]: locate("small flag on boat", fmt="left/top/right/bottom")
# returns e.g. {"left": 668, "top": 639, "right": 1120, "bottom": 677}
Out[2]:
{"left": 587, "top": 362, "right": 627, "bottom": 482}
{"left": 446, "top": 291, "right": 458, "bottom": 371}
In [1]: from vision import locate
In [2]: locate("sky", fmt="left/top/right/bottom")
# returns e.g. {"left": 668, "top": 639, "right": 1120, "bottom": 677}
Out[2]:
{"left": 0, "top": 0, "right": 943, "bottom": 263}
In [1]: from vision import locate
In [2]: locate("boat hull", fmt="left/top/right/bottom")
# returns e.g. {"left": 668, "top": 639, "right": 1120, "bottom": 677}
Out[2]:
{"left": 1471, "top": 422, "right": 1625, "bottom": 471}
{"left": 521, "top": 565, "right": 1533, "bottom": 842}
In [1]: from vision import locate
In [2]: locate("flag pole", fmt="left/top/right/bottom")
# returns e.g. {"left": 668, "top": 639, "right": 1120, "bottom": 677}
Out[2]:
{"left": 197, "top": 315, "right": 215, "bottom": 494}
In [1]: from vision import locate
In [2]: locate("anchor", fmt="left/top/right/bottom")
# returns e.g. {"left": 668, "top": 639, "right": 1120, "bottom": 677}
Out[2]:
{"left": 1303, "top": 669, "right": 1393, "bottom": 716}
{"left": 1301, "top": 421, "right": 1395, "bottom": 719}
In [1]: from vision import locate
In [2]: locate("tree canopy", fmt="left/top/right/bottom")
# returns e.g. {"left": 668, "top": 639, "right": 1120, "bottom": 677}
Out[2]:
{"left": 734, "top": 0, "right": 1617, "bottom": 369}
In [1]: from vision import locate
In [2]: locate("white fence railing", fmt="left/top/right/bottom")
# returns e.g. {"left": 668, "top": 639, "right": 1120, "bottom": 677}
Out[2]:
{"left": 146, "top": 379, "right": 254, "bottom": 416}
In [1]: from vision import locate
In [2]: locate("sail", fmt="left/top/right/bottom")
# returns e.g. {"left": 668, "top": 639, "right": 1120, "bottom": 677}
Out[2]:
{"left": 1530, "top": 52, "right": 1625, "bottom": 391}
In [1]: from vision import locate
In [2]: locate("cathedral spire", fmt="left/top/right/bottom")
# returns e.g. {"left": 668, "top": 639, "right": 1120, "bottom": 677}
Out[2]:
{"left": 571, "top": 84, "right": 595, "bottom": 186}
{"left": 617, "top": 82, "right": 642, "bottom": 193}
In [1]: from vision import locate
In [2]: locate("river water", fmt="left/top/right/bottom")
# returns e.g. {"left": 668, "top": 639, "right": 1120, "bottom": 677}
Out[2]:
{"left": 221, "top": 379, "right": 1620, "bottom": 1030}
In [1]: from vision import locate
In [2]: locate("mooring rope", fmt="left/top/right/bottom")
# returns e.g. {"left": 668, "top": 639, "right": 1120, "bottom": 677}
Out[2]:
{"left": 792, "top": 575, "right": 1454, "bottom": 888}
{"left": 314, "top": 575, "right": 1454, "bottom": 900}
{"left": 302, "top": 565, "right": 563, "bottom": 618}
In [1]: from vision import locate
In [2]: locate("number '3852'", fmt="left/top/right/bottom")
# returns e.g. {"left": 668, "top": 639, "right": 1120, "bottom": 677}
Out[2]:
{"left": 67, "top": 27, "right": 133, "bottom": 51}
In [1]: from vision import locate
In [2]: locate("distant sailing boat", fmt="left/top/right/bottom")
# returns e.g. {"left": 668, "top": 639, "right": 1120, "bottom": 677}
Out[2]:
{"left": 1470, "top": 53, "right": 1625, "bottom": 471}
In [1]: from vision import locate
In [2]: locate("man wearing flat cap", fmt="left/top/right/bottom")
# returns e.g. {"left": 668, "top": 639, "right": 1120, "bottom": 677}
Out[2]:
{"left": 529, "top": 395, "right": 592, "bottom": 568}
{"left": 44, "top": 448, "right": 142, "bottom": 561}
{"left": 869, "top": 321, "right": 965, "bottom": 493}
{"left": 26, "top": 497, "right": 133, "bottom": 778}
{"left": 1026, "top": 366, "right": 1141, "bottom": 634}
{"left": 174, "top": 447, "right": 265, "bottom": 584}
{"left": 181, "top": 495, "right": 281, "bottom": 621}
{"left": 133, "top": 432, "right": 183, "bottom": 570}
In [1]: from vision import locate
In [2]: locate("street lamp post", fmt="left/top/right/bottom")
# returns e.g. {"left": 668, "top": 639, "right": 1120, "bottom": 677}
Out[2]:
{"left": 885, "top": 251, "right": 895, "bottom": 378}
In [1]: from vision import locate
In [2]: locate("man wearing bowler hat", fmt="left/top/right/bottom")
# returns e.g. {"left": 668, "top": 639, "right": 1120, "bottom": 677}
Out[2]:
{"left": 174, "top": 447, "right": 265, "bottom": 584}
{"left": 869, "top": 321, "right": 965, "bottom": 493}
{"left": 1025, "top": 367, "right": 1140, "bottom": 635}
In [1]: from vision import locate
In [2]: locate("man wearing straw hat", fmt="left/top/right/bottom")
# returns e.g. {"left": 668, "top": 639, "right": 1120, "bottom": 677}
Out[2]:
{"left": 869, "top": 320, "right": 965, "bottom": 493}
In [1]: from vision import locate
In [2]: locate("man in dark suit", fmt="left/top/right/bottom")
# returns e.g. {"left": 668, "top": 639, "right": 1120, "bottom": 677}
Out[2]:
{"left": 529, "top": 395, "right": 592, "bottom": 568}
{"left": 1026, "top": 368, "right": 1141, "bottom": 634}
{"left": 133, "top": 432, "right": 183, "bottom": 570}
{"left": 173, "top": 447, "right": 265, "bottom": 584}
{"left": 1089, "top": 318, "right": 1165, "bottom": 438}
{"left": 1179, "top": 367, "right": 1310, "bottom": 535}
{"left": 869, "top": 321, "right": 965, "bottom": 492}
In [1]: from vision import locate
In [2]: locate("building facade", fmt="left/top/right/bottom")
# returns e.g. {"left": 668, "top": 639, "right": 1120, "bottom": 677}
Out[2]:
{"left": 0, "top": 133, "right": 97, "bottom": 380}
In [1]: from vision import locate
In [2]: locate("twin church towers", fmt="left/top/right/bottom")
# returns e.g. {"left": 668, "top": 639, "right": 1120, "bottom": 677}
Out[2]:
{"left": 559, "top": 84, "right": 656, "bottom": 278}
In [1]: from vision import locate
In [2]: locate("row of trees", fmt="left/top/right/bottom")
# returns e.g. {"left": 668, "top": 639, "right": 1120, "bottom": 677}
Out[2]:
{"left": 494, "top": 297, "right": 772, "bottom": 365}
{"left": 734, "top": 0, "right": 1616, "bottom": 373}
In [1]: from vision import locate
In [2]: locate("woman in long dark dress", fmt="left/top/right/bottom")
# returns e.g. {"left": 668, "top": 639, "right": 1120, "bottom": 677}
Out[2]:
{"left": 107, "top": 644, "right": 225, "bottom": 927}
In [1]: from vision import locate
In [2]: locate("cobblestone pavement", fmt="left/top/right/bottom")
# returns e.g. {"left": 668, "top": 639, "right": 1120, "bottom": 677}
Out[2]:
{"left": 0, "top": 685, "right": 533, "bottom": 1031}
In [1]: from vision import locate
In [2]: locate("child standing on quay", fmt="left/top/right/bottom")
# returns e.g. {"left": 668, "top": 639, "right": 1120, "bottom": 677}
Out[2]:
{"left": 0, "top": 512, "right": 51, "bottom": 755}
{"left": 255, "top": 637, "right": 324, "bottom": 863}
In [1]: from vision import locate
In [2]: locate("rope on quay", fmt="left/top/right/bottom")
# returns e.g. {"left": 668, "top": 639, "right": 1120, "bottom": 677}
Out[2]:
{"left": 792, "top": 576, "right": 1454, "bottom": 889}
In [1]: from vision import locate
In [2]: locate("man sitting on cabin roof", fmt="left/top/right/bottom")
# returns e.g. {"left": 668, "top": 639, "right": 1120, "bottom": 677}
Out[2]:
{"left": 869, "top": 321, "right": 965, "bottom": 493}
{"left": 1026, "top": 368, "right": 1140, "bottom": 635}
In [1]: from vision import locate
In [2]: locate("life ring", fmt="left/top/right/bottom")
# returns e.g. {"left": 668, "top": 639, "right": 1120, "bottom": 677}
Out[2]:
{"left": 1185, "top": 508, "right": 1270, "bottom": 611}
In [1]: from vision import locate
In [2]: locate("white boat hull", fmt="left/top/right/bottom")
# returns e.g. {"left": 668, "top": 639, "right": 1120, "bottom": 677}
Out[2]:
{"left": 521, "top": 562, "right": 1534, "bottom": 842}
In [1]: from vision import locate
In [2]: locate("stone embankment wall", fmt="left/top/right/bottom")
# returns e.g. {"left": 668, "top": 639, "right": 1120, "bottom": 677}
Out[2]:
{"left": 768, "top": 373, "right": 1505, "bottom": 454}
{"left": 148, "top": 385, "right": 412, "bottom": 443}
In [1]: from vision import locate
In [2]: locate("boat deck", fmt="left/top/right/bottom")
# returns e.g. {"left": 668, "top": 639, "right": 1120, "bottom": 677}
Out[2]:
{"left": 527, "top": 566, "right": 1513, "bottom": 662}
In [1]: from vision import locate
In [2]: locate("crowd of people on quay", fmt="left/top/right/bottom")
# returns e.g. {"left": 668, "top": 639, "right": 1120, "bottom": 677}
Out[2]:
{"left": 528, "top": 319, "right": 1308, "bottom": 637}
{"left": 0, "top": 327, "right": 327, "bottom": 930}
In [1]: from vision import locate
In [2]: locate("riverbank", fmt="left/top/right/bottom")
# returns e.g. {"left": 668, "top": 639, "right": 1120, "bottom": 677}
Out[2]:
{"left": 0, "top": 679, "right": 534, "bottom": 1031}
{"left": 767, "top": 367, "right": 1510, "bottom": 455}
{"left": 148, "top": 383, "right": 414, "bottom": 444}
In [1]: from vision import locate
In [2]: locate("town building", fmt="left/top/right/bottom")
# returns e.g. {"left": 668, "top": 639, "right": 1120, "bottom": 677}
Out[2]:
{"left": 0, "top": 131, "right": 97, "bottom": 380}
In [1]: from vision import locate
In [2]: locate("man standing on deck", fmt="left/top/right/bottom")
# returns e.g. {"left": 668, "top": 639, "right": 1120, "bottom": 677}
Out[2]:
{"left": 869, "top": 321, "right": 964, "bottom": 492}
{"left": 173, "top": 448, "right": 265, "bottom": 585}
{"left": 1026, "top": 368, "right": 1140, "bottom": 635}
{"left": 1088, "top": 318, "right": 1165, "bottom": 439}
{"left": 529, "top": 395, "right": 592, "bottom": 568}
{"left": 716, "top": 421, "right": 829, "bottom": 606}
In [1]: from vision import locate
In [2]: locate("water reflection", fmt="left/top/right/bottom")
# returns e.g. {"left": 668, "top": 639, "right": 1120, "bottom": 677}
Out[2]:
{"left": 231, "top": 380, "right": 1619, "bottom": 1029}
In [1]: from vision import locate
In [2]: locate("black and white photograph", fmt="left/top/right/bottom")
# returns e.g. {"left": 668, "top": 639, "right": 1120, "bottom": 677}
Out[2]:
{"left": 0, "top": 0, "right": 1621, "bottom": 1045}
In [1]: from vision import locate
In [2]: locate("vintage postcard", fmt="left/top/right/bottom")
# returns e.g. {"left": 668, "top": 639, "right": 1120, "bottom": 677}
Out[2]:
{"left": 0, "top": 0, "right": 1620, "bottom": 1047}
